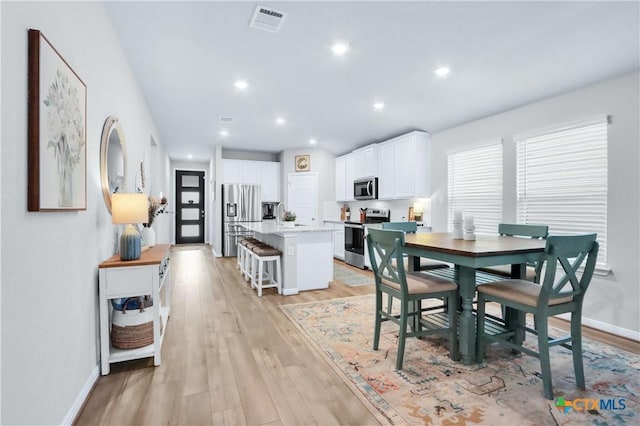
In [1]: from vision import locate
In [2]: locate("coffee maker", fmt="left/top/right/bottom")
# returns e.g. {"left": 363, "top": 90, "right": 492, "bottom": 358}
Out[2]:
{"left": 262, "top": 202, "right": 277, "bottom": 220}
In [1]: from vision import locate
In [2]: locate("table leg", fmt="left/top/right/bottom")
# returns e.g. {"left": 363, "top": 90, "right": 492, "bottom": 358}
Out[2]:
{"left": 506, "top": 263, "right": 527, "bottom": 346}
{"left": 458, "top": 266, "right": 476, "bottom": 365}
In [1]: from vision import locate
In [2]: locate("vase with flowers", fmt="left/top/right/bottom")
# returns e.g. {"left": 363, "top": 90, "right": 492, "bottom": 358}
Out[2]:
{"left": 283, "top": 210, "right": 296, "bottom": 227}
{"left": 142, "top": 195, "right": 168, "bottom": 247}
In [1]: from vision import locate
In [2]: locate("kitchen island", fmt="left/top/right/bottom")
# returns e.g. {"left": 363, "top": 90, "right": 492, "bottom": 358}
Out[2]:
{"left": 239, "top": 222, "right": 335, "bottom": 294}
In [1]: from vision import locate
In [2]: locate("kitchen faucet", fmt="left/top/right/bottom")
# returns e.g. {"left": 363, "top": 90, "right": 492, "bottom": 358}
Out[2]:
{"left": 276, "top": 202, "right": 286, "bottom": 225}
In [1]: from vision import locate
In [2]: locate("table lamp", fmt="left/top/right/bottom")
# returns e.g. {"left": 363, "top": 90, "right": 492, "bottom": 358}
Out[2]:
{"left": 112, "top": 193, "right": 148, "bottom": 260}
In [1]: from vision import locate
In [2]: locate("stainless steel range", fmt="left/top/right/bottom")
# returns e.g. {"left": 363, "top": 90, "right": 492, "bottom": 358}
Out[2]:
{"left": 344, "top": 208, "right": 389, "bottom": 269}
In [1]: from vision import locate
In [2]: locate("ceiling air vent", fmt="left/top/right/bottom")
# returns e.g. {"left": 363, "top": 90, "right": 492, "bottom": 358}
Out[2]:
{"left": 249, "top": 5, "right": 287, "bottom": 33}
{"left": 219, "top": 116, "right": 233, "bottom": 124}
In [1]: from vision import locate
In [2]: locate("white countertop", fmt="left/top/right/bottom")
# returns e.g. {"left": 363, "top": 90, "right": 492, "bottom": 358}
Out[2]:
{"left": 240, "top": 222, "right": 335, "bottom": 234}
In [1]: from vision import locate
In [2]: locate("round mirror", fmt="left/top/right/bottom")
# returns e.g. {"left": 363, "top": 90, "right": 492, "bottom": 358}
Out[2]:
{"left": 100, "top": 116, "right": 127, "bottom": 214}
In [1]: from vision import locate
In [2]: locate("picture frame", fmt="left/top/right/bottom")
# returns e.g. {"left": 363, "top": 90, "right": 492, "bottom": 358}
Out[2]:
{"left": 295, "top": 154, "right": 310, "bottom": 172}
{"left": 28, "top": 29, "right": 87, "bottom": 211}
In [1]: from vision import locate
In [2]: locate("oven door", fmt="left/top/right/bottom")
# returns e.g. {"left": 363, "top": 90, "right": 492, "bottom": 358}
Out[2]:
{"left": 345, "top": 223, "right": 365, "bottom": 255}
{"left": 344, "top": 223, "right": 366, "bottom": 268}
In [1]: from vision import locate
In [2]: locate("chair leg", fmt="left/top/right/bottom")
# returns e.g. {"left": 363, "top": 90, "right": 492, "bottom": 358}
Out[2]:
{"left": 571, "top": 311, "right": 585, "bottom": 390}
{"left": 257, "top": 258, "right": 264, "bottom": 297}
{"left": 537, "top": 318, "right": 554, "bottom": 400}
{"left": 396, "top": 299, "right": 409, "bottom": 370}
{"left": 448, "top": 293, "right": 459, "bottom": 361}
{"left": 373, "top": 291, "right": 383, "bottom": 350}
{"left": 476, "top": 294, "right": 487, "bottom": 363}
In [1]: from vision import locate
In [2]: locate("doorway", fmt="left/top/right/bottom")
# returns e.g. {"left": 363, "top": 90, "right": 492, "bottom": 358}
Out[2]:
{"left": 287, "top": 172, "right": 318, "bottom": 225}
{"left": 175, "top": 170, "right": 205, "bottom": 244}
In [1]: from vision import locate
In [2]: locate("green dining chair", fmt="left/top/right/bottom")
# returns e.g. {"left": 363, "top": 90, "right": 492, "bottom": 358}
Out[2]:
{"left": 476, "top": 234, "right": 599, "bottom": 400}
{"left": 367, "top": 228, "right": 459, "bottom": 370}
{"left": 479, "top": 223, "right": 549, "bottom": 281}
{"left": 382, "top": 222, "right": 449, "bottom": 271}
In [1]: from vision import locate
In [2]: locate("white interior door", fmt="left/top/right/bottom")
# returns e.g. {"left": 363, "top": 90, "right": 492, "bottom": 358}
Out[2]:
{"left": 287, "top": 173, "right": 318, "bottom": 226}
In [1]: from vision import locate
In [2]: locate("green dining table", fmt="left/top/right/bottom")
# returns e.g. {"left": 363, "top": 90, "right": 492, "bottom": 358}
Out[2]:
{"left": 403, "top": 232, "right": 546, "bottom": 365}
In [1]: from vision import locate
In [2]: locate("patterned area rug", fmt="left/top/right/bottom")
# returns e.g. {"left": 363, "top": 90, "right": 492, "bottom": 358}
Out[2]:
{"left": 333, "top": 263, "right": 374, "bottom": 287}
{"left": 281, "top": 295, "right": 639, "bottom": 425}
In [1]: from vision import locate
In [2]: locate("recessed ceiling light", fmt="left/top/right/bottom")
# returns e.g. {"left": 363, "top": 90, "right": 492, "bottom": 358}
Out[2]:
{"left": 187, "top": 154, "right": 193, "bottom": 159}
{"left": 220, "top": 130, "right": 229, "bottom": 137}
{"left": 309, "top": 138, "right": 317, "bottom": 145}
{"left": 331, "top": 42, "right": 349, "bottom": 56}
{"left": 276, "top": 117, "right": 286, "bottom": 125}
{"left": 373, "top": 102, "right": 385, "bottom": 110}
{"left": 435, "top": 67, "right": 450, "bottom": 77}
{"left": 234, "top": 80, "right": 248, "bottom": 90}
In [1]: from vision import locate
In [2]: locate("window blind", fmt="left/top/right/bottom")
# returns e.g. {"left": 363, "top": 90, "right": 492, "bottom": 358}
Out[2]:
{"left": 448, "top": 142, "right": 503, "bottom": 234}
{"left": 516, "top": 118, "right": 608, "bottom": 270}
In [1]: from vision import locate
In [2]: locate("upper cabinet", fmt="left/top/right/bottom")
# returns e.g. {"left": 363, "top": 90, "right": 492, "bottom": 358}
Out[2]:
{"left": 222, "top": 159, "right": 281, "bottom": 202}
{"left": 353, "top": 145, "right": 377, "bottom": 179}
{"left": 335, "top": 131, "right": 430, "bottom": 202}
{"left": 259, "top": 161, "right": 281, "bottom": 202}
{"left": 378, "top": 131, "right": 430, "bottom": 199}
{"left": 335, "top": 156, "right": 347, "bottom": 202}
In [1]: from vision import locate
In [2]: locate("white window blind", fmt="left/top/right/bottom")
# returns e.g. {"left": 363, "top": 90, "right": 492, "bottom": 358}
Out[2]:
{"left": 448, "top": 142, "right": 503, "bottom": 234}
{"left": 516, "top": 117, "right": 608, "bottom": 270}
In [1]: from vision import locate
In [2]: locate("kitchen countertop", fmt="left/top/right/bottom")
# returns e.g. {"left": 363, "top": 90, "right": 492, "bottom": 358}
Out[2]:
{"left": 240, "top": 222, "right": 335, "bottom": 234}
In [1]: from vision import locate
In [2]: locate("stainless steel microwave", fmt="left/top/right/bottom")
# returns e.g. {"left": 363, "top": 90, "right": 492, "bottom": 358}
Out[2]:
{"left": 354, "top": 177, "right": 378, "bottom": 200}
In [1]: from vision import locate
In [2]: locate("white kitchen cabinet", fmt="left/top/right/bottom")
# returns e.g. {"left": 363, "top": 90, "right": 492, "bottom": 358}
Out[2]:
{"left": 344, "top": 154, "right": 355, "bottom": 201}
{"left": 353, "top": 145, "right": 377, "bottom": 179}
{"left": 377, "top": 131, "right": 431, "bottom": 200}
{"left": 376, "top": 142, "right": 395, "bottom": 199}
{"left": 260, "top": 161, "right": 280, "bottom": 202}
{"left": 241, "top": 160, "right": 262, "bottom": 185}
{"left": 222, "top": 159, "right": 243, "bottom": 184}
{"left": 98, "top": 244, "right": 171, "bottom": 375}
{"left": 222, "top": 159, "right": 281, "bottom": 201}
{"left": 324, "top": 221, "right": 346, "bottom": 260}
{"left": 335, "top": 156, "right": 346, "bottom": 202}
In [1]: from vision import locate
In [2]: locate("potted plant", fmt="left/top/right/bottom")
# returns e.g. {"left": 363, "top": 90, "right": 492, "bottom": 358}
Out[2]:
{"left": 283, "top": 210, "right": 296, "bottom": 227}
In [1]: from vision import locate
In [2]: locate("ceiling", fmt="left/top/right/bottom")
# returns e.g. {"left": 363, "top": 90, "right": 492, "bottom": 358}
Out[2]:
{"left": 105, "top": 1, "right": 639, "bottom": 161}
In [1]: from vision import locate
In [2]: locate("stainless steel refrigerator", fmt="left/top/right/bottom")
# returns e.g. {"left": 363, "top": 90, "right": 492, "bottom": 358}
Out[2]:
{"left": 222, "top": 184, "right": 262, "bottom": 256}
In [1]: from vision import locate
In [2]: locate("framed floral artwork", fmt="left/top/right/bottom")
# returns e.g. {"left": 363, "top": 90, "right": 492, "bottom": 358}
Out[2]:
{"left": 28, "top": 29, "right": 87, "bottom": 211}
{"left": 295, "top": 154, "right": 310, "bottom": 172}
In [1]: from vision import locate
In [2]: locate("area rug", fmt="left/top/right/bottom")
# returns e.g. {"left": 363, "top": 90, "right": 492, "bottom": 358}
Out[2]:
{"left": 281, "top": 295, "right": 639, "bottom": 425}
{"left": 333, "top": 263, "right": 374, "bottom": 287}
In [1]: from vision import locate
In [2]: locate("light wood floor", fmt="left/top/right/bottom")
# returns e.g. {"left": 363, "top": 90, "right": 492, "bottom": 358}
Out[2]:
{"left": 76, "top": 244, "right": 639, "bottom": 426}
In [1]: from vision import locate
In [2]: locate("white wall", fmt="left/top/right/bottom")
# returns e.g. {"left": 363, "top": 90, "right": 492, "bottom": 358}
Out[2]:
{"left": 430, "top": 72, "right": 640, "bottom": 338}
{"left": 1, "top": 2, "right": 169, "bottom": 424}
{"left": 280, "top": 148, "right": 335, "bottom": 222}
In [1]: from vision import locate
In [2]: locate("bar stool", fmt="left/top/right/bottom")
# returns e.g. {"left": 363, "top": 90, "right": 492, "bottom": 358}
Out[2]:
{"left": 249, "top": 244, "right": 282, "bottom": 297}
{"left": 238, "top": 238, "right": 262, "bottom": 281}
{"left": 237, "top": 237, "right": 258, "bottom": 273}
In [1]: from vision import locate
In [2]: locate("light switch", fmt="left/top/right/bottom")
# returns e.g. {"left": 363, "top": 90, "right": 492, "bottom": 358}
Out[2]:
{"left": 288, "top": 247, "right": 294, "bottom": 255}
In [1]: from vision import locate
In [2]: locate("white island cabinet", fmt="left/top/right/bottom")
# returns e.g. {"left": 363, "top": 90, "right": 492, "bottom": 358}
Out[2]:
{"left": 98, "top": 244, "right": 171, "bottom": 375}
{"left": 240, "top": 222, "right": 334, "bottom": 293}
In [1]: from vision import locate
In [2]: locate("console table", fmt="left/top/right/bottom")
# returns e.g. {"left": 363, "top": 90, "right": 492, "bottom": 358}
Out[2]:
{"left": 98, "top": 244, "right": 171, "bottom": 375}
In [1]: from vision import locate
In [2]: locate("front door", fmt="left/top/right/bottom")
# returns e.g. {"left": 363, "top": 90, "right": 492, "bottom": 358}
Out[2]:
{"left": 175, "top": 170, "right": 205, "bottom": 244}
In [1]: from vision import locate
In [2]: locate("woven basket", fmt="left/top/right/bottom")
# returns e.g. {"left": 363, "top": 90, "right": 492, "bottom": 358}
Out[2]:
{"left": 111, "top": 297, "right": 154, "bottom": 349}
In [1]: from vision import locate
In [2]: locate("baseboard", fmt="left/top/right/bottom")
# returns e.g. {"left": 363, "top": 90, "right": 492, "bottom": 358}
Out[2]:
{"left": 556, "top": 313, "right": 640, "bottom": 341}
{"left": 211, "top": 247, "right": 222, "bottom": 258}
{"left": 61, "top": 365, "right": 99, "bottom": 425}
{"left": 282, "top": 287, "right": 299, "bottom": 296}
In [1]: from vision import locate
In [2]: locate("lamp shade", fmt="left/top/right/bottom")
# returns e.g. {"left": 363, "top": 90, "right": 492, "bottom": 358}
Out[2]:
{"left": 413, "top": 202, "right": 424, "bottom": 213}
{"left": 112, "top": 193, "right": 148, "bottom": 225}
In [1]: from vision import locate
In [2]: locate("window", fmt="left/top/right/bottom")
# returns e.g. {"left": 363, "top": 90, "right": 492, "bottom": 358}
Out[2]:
{"left": 516, "top": 117, "right": 608, "bottom": 270}
{"left": 448, "top": 142, "right": 503, "bottom": 234}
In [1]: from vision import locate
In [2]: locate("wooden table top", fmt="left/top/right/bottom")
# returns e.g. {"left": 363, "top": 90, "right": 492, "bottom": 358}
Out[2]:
{"left": 99, "top": 244, "right": 171, "bottom": 268}
{"left": 404, "top": 233, "right": 546, "bottom": 257}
